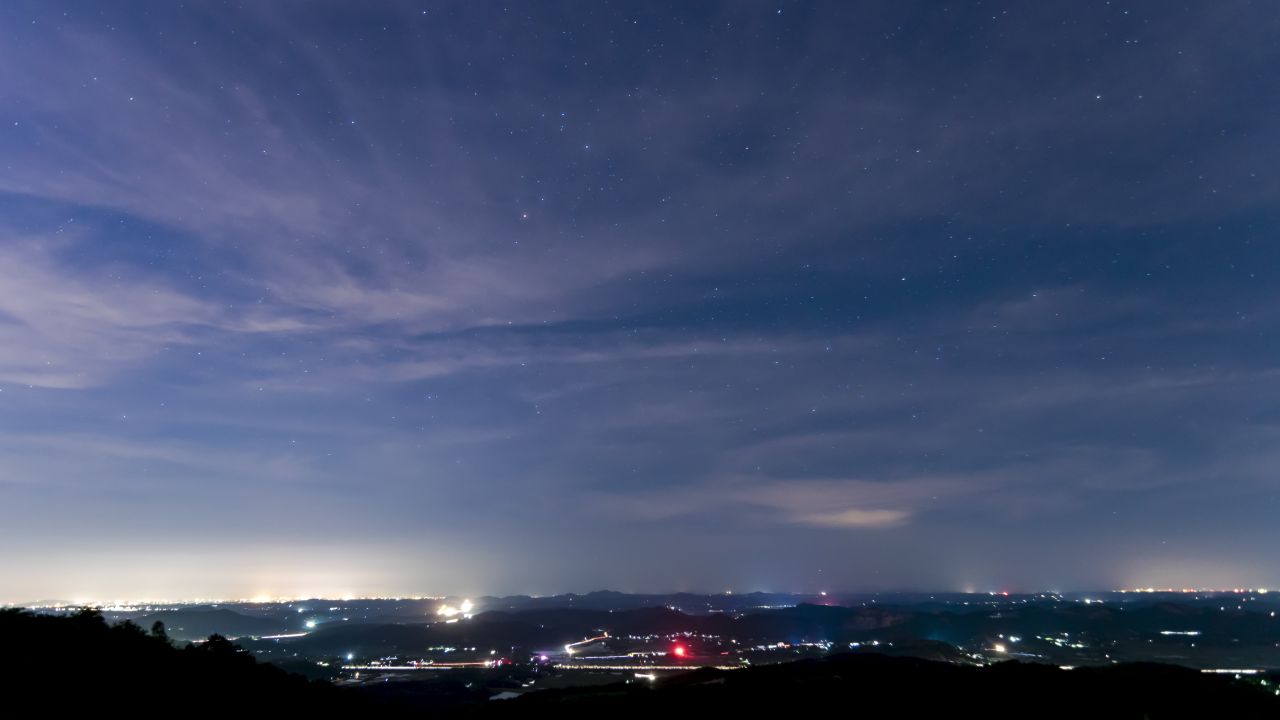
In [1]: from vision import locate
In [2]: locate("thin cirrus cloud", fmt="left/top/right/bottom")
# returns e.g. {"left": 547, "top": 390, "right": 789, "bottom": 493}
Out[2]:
{"left": 0, "top": 236, "right": 215, "bottom": 388}
{"left": 0, "top": 19, "right": 670, "bottom": 338}
{"left": 0, "top": 1, "right": 1277, "bottom": 600}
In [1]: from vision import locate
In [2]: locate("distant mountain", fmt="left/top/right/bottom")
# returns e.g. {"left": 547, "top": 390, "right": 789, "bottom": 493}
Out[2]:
{"left": 473, "top": 589, "right": 822, "bottom": 613}
{"left": 132, "top": 607, "right": 291, "bottom": 640}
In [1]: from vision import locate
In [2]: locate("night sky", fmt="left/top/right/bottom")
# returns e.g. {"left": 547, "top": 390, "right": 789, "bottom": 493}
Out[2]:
{"left": 1, "top": 1, "right": 1278, "bottom": 603}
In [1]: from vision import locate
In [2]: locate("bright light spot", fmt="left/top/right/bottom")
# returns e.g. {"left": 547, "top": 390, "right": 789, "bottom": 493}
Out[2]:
{"left": 345, "top": 653, "right": 354, "bottom": 661}
{"left": 673, "top": 645, "right": 687, "bottom": 658}
{"left": 305, "top": 620, "right": 317, "bottom": 629}
{"left": 437, "top": 598, "right": 475, "bottom": 618}
{"left": 992, "top": 644, "right": 1007, "bottom": 653}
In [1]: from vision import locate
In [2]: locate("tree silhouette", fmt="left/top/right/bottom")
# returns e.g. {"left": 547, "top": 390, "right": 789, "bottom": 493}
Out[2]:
{"left": 0, "top": 608, "right": 383, "bottom": 714}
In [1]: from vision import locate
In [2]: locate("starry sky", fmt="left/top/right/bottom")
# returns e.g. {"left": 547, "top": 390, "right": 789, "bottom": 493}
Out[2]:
{"left": 1, "top": 1, "right": 1278, "bottom": 603}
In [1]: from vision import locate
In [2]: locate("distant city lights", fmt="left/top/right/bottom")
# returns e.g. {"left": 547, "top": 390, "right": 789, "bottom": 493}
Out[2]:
{"left": 436, "top": 598, "right": 474, "bottom": 618}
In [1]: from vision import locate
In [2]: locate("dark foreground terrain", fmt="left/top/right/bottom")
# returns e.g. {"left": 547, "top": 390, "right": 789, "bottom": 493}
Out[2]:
{"left": 0, "top": 608, "right": 381, "bottom": 713}
{"left": 485, "top": 655, "right": 1280, "bottom": 719}
{"left": 2, "top": 608, "right": 1277, "bottom": 718}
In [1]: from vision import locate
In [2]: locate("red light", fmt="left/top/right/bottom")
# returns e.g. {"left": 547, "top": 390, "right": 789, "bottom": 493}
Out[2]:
{"left": 673, "top": 645, "right": 687, "bottom": 658}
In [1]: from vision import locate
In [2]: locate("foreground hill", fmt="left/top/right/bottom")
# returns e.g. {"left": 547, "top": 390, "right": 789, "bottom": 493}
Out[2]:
{"left": 0, "top": 608, "right": 378, "bottom": 714}
{"left": 483, "top": 654, "right": 1280, "bottom": 719}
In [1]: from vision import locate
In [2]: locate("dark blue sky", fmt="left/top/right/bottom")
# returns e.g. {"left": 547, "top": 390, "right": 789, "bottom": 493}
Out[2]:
{"left": 1, "top": 1, "right": 1277, "bottom": 602}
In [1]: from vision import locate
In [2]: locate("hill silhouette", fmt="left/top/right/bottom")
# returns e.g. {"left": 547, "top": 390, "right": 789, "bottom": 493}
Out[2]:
{"left": 0, "top": 608, "right": 378, "bottom": 714}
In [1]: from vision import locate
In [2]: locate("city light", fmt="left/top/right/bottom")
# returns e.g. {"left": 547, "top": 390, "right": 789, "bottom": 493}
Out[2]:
{"left": 436, "top": 598, "right": 475, "bottom": 619}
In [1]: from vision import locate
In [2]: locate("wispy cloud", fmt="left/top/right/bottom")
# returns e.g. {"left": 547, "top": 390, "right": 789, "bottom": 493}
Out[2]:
{"left": 0, "top": 234, "right": 213, "bottom": 388}
{"left": 0, "top": 1, "right": 1277, "bottom": 597}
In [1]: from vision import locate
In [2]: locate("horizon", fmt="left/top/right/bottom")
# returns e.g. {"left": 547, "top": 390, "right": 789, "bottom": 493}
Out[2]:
{"left": 10, "top": 585, "right": 1275, "bottom": 609}
{"left": 3, "top": 1, "right": 1279, "bottom": 602}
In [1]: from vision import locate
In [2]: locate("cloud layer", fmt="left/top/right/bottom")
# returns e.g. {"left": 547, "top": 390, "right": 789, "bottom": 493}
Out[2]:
{"left": 0, "top": 1, "right": 1278, "bottom": 601}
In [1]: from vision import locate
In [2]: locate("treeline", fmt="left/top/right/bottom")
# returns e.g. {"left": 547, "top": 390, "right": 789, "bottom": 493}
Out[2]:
{"left": 0, "top": 608, "right": 379, "bottom": 714}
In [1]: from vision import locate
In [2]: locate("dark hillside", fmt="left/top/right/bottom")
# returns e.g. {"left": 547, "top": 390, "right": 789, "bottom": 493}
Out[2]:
{"left": 0, "top": 608, "right": 379, "bottom": 714}
{"left": 478, "top": 653, "right": 1280, "bottom": 719}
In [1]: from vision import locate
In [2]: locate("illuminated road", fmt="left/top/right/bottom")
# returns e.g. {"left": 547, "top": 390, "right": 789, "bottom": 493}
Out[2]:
{"left": 563, "top": 633, "right": 610, "bottom": 653}
{"left": 342, "top": 661, "right": 493, "bottom": 670}
{"left": 554, "top": 663, "right": 741, "bottom": 671}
